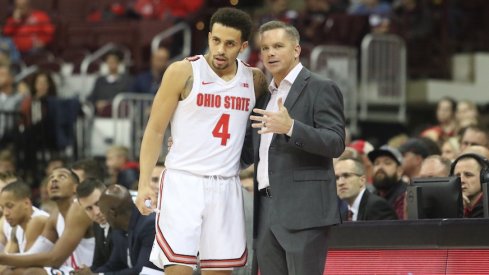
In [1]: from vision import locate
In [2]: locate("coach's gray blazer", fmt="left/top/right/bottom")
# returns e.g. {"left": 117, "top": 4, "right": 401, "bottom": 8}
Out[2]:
{"left": 242, "top": 67, "right": 346, "bottom": 235}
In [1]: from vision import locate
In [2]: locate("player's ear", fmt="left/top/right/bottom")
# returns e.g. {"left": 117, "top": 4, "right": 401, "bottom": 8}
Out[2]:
{"left": 23, "top": 198, "right": 30, "bottom": 208}
{"left": 240, "top": 41, "right": 249, "bottom": 53}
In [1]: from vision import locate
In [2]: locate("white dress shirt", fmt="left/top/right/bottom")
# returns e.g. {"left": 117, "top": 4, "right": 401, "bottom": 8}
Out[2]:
{"left": 257, "top": 63, "right": 303, "bottom": 190}
{"left": 349, "top": 188, "right": 366, "bottom": 221}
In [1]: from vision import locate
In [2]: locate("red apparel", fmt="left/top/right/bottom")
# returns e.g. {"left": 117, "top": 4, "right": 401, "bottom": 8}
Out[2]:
{"left": 133, "top": 0, "right": 203, "bottom": 19}
{"left": 3, "top": 10, "right": 55, "bottom": 53}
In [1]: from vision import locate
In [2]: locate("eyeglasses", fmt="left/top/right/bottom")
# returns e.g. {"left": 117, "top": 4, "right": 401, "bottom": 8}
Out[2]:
{"left": 335, "top": 172, "right": 362, "bottom": 181}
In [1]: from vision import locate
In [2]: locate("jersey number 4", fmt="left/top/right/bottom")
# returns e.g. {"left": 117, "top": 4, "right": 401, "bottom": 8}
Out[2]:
{"left": 213, "top": 114, "right": 231, "bottom": 146}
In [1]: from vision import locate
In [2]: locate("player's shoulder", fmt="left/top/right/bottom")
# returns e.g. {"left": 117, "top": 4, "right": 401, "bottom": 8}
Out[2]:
{"left": 251, "top": 67, "right": 265, "bottom": 77}
{"left": 165, "top": 58, "right": 193, "bottom": 77}
{"left": 186, "top": 55, "right": 202, "bottom": 62}
{"left": 28, "top": 215, "right": 49, "bottom": 229}
{"left": 240, "top": 59, "right": 252, "bottom": 67}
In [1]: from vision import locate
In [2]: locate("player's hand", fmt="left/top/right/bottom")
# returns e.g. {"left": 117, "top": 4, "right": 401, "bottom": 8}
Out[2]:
{"left": 250, "top": 97, "right": 292, "bottom": 135}
{"left": 136, "top": 182, "right": 158, "bottom": 215}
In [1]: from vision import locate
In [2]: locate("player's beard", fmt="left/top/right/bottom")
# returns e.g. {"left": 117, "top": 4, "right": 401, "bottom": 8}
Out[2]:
{"left": 372, "top": 170, "right": 398, "bottom": 191}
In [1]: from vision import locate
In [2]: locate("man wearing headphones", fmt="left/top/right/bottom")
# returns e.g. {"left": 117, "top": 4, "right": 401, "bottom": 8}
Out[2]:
{"left": 450, "top": 150, "right": 489, "bottom": 218}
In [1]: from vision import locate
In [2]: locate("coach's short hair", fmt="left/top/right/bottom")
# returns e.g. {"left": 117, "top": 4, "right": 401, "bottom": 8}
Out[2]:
{"left": 258, "top": 20, "right": 300, "bottom": 44}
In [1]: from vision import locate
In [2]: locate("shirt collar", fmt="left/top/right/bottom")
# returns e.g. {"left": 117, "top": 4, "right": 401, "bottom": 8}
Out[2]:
{"left": 268, "top": 63, "right": 303, "bottom": 93}
{"left": 349, "top": 187, "right": 366, "bottom": 215}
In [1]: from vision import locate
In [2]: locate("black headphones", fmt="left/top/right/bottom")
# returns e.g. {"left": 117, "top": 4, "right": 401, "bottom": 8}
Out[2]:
{"left": 450, "top": 153, "right": 489, "bottom": 184}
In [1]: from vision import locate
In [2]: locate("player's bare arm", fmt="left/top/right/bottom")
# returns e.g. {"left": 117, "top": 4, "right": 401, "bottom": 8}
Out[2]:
{"left": 24, "top": 215, "right": 49, "bottom": 252}
{"left": 136, "top": 59, "right": 193, "bottom": 215}
{"left": 181, "top": 74, "right": 194, "bottom": 100}
{"left": 252, "top": 67, "right": 268, "bottom": 100}
{"left": 0, "top": 203, "right": 92, "bottom": 267}
{"left": 41, "top": 209, "right": 59, "bottom": 244}
{"left": 5, "top": 226, "right": 18, "bottom": 253}
{"left": 0, "top": 217, "right": 6, "bottom": 249}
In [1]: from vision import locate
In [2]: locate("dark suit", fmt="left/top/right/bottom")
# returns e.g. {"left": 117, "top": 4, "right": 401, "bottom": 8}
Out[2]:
{"left": 90, "top": 223, "right": 113, "bottom": 271}
{"left": 341, "top": 190, "right": 398, "bottom": 221}
{"left": 244, "top": 67, "right": 345, "bottom": 275}
{"left": 94, "top": 206, "right": 162, "bottom": 274}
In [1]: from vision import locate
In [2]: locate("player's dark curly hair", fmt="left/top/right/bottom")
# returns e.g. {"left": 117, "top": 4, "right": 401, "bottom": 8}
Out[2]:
{"left": 210, "top": 7, "right": 252, "bottom": 43}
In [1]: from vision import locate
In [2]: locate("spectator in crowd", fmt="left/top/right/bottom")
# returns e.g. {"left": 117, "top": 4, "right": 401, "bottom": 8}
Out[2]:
{"left": 421, "top": 97, "right": 458, "bottom": 143}
{"left": 0, "top": 181, "right": 49, "bottom": 256}
{"left": 456, "top": 100, "right": 478, "bottom": 130}
{"left": 2, "top": 0, "right": 55, "bottom": 54}
{"left": 0, "top": 150, "right": 16, "bottom": 174}
{"left": 441, "top": 137, "right": 461, "bottom": 161}
{"left": 368, "top": 145, "right": 407, "bottom": 219}
{"left": 418, "top": 155, "right": 451, "bottom": 178}
{"left": 105, "top": 145, "right": 139, "bottom": 189}
{"left": 399, "top": 137, "right": 432, "bottom": 180}
{"left": 132, "top": 0, "right": 204, "bottom": 20}
{"left": 20, "top": 71, "right": 58, "bottom": 160}
{"left": 0, "top": 65, "right": 23, "bottom": 144}
{"left": 0, "top": 171, "right": 17, "bottom": 191}
{"left": 335, "top": 157, "right": 398, "bottom": 221}
{"left": 20, "top": 71, "right": 57, "bottom": 128}
{"left": 0, "top": 30, "right": 21, "bottom": 65}
{"left": 255, "top": 0, "right": 299, "bottom": 26}
{"left": 18, "top": 71, "right": 59, "bottom": 181}
{"left": 450, "top": 151, "right": 489, "bottom": 218}
{"left": 0, "top": 167, "right": 95, "bottom": 274}
{"left": 77, "top": 184, "right": 161, "bottom": 274}
{"left": 71, "top": 158, "right": 106, "bottom": 183}
{"left": 0, "top": 65, "right": 22, "bottom": 112}
{"left": 388, "top": 0, "right": 435, "bottom": 77}
{"left": 349, "top": 0, "right": 391, "bottom": 16}
{"left": 459, "top": 125, "right": 489, "bottom": 152}
{"left": 76, "top": 178, "right": 112, "bottom": 271}
{"left": 132, "top": 47, "right": 170, "bottom": 95}
{"left": 295, "top": 0, "right": 345, "bottom": 45}
{"left": 131, "top": 0, "right": 203, "bottom": 57}
{"left": 348, "top": 139, "right": 375, "bottom": 184}
{"left": 88, "top": 50, "right": 133, "bottom": 117}
{"left": 463, "top": 145, "right": 489, "bottom": 158}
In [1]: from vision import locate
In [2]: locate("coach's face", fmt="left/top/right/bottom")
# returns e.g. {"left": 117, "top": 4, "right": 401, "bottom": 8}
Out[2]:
{"left": 208, "top": 23, "right": 247, "bottom": 73}
{"left": 260, "top": 28, "right": 300, "bottom": 83}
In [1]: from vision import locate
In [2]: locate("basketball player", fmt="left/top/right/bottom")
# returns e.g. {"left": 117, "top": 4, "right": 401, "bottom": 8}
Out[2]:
{"left": 135, "top": 7, "right": 267, "bottom": 275}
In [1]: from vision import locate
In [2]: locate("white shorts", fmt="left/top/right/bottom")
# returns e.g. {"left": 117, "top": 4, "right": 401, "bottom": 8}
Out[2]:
{"left": 149, "top": 169, "right": 247, "bottom": 270}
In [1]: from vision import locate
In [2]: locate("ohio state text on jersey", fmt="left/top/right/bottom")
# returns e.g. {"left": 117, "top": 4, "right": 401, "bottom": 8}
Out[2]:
{"left": 164, "top": 55, "right": 256, "bottom": 177}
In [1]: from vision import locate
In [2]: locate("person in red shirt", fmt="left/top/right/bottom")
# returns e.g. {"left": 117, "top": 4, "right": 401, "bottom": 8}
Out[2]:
{"left": 3, "top": 0, "right": 55, "bottom": 53}
{"left": 132, "top": 0, "right": 203, "bottom": 20}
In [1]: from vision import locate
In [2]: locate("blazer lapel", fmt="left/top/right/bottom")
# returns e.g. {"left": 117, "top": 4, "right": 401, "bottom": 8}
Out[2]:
{"left": 271, "top": 68, "right": 310, "bottom": 144}
{"left": 358, "top": 190, "right": 369, "bottom": 220}
{"left": 283, "top": 68, "right": 310, "bottom": 111}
